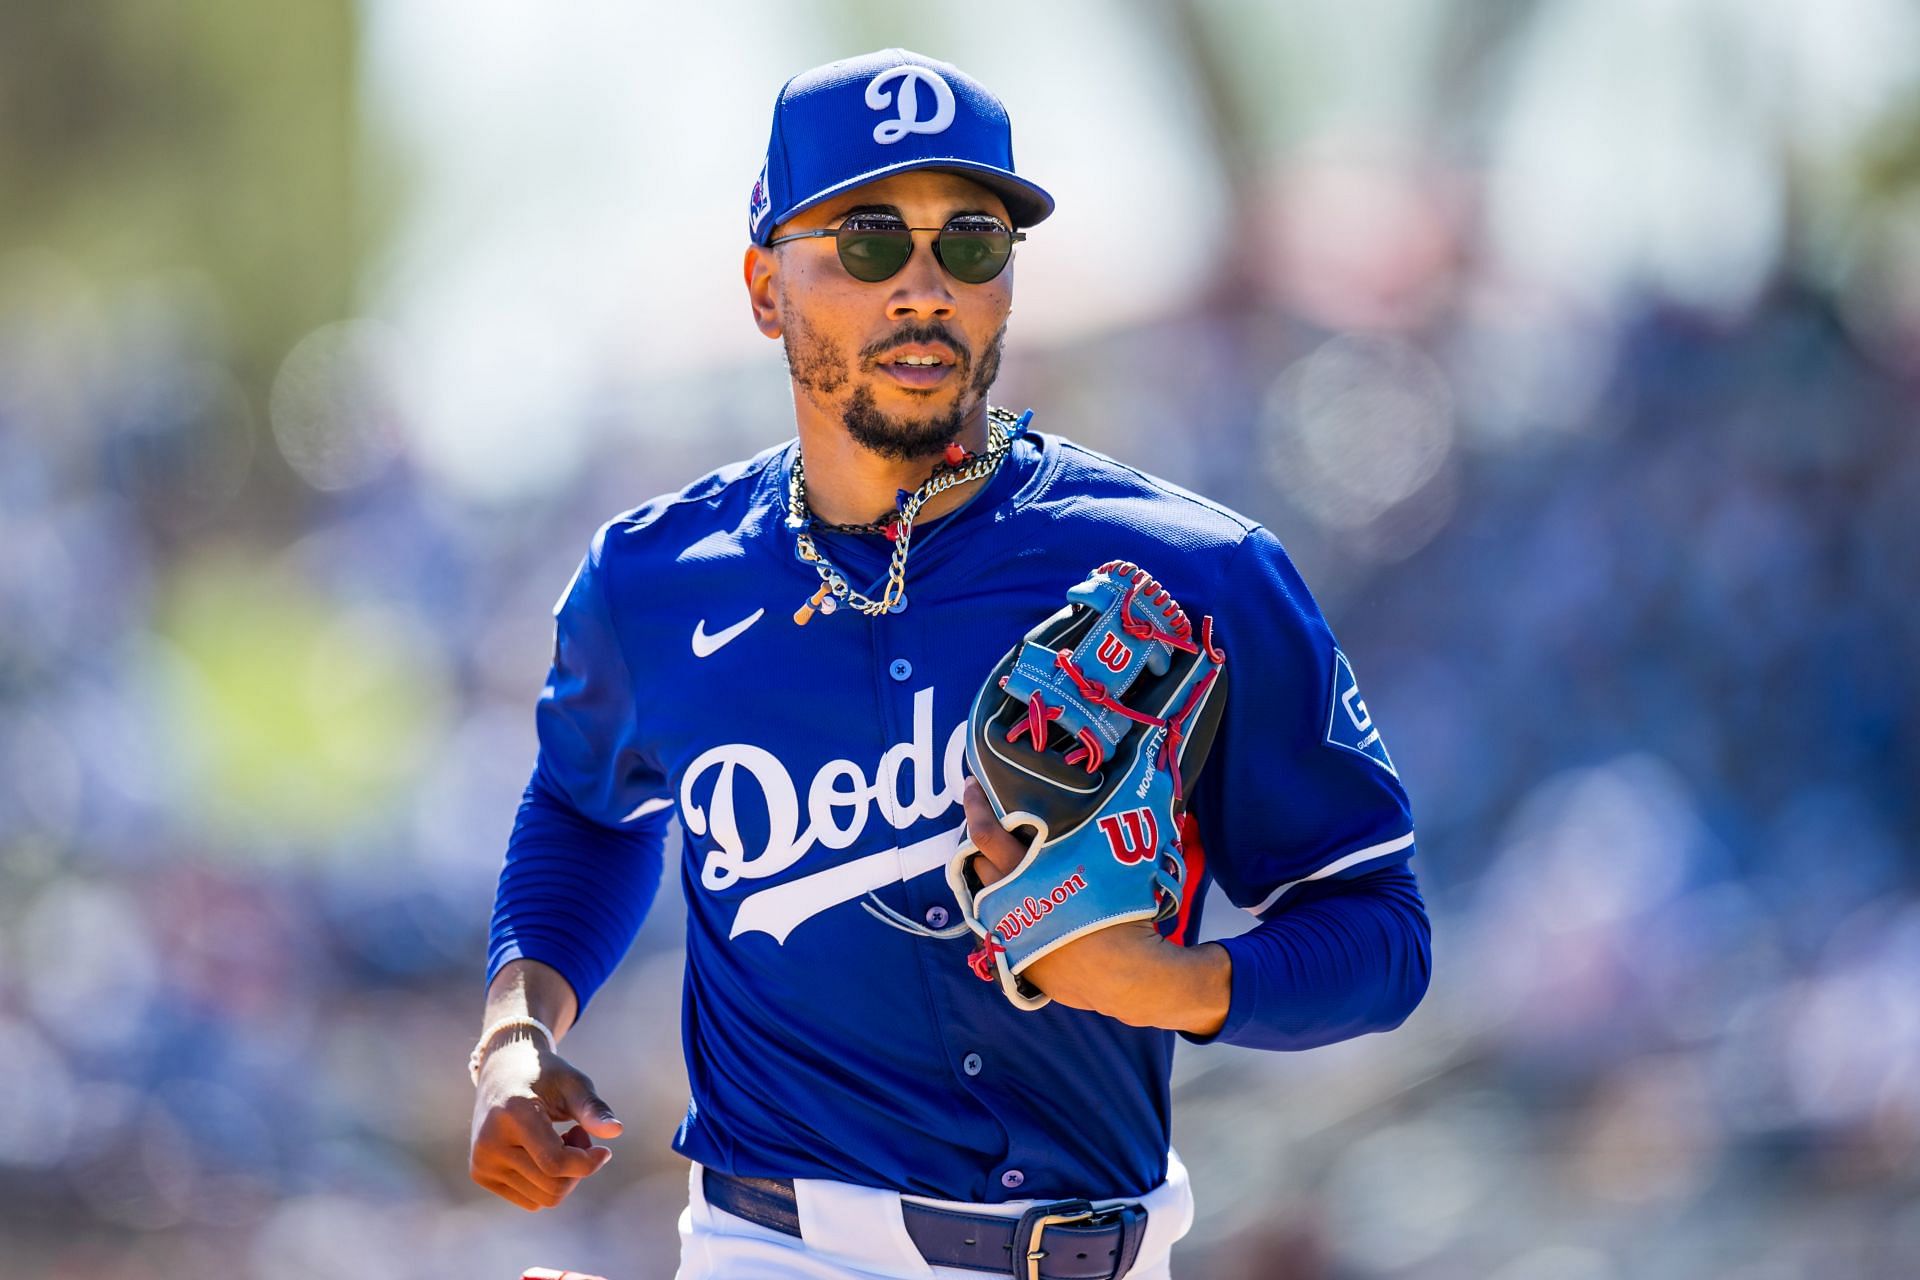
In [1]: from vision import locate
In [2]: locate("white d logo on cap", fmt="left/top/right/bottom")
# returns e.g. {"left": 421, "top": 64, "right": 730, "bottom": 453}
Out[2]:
{"left": 865, "top": 65, "right": 957, "bottom": 144}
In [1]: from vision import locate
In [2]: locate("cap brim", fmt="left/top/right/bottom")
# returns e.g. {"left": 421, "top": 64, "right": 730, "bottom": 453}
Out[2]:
{"left": 760, "top": 157, "right": 1054, "bottom": 243}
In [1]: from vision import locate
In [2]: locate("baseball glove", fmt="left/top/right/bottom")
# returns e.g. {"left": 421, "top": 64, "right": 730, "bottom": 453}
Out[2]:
{"left": 949, "top": 560, "right": 1227, "bottom": 1011}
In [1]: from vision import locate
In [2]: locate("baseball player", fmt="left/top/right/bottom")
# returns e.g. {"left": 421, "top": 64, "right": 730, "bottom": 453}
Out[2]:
{"left": 469, "top": 49, "right": 1431, "bottom": 1280}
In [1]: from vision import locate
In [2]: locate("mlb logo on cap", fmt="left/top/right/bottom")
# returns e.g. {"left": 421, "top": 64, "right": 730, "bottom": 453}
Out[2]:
{"left": 748, "top": 157, "right": 771, "bottom": 232}
{"left": 749, "top": 48, "right": 1055, "bottom": 243}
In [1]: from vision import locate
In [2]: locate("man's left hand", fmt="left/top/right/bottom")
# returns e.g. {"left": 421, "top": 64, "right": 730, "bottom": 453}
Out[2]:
{"left": 961, "top": 776, "right": 1231, "bottom": 1036}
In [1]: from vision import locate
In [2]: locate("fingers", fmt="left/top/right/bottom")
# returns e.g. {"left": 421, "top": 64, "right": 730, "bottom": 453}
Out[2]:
{"left": 511, "top": 1103, "right": 613, "bottom": 1181}
{"left": 963, "top": 776, "right": 1026, "bottom": 885}
{"left": 479, "top": 1171, "right": 540, "bottom": 1212}
{"left": 472, "top": 1090, "right": 613, "bottom": 1212}
{"left": 1020, "top": 920, "right": 1164, "bottom": 1020}
{"left": 472, "top": 1129, "right": 607, "bottom": 1210}
{"left": 512, "top": 1134, "right": 608, "bottom": 1192}
{"left": 497, "top": 1163, "right": 566, "bottom": 1211}
{"left": 471, "top": 1126, "right": 564, "bottom": 1211}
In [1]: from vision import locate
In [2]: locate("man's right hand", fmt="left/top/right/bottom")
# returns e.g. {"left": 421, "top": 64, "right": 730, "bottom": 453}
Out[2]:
{"left": 469, "top": 1033, "right": 623, "bottom": 1211}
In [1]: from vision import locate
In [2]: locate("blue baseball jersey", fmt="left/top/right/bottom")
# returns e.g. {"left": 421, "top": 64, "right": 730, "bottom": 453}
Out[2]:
{"left": 489, "top": 422, "right": 1425, "bottom": 1202}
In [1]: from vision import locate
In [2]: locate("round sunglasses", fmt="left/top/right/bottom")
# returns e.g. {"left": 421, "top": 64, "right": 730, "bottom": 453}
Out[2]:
{"left": 768, "top": 215, "right": 1025, "bottom": 285}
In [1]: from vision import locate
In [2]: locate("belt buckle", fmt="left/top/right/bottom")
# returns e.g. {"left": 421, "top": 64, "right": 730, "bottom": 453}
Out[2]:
{"left": 1010, "top": 1198, "right": 1095, "bottom": 1280}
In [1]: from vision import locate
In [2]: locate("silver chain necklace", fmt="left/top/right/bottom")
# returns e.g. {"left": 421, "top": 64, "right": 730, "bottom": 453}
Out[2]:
{"left": 788, "top": 406, "right": 1027, "bottom": 624}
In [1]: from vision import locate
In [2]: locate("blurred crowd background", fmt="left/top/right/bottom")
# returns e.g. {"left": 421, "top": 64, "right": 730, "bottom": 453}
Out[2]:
{"left": 2, "top": 2, "right": 1917, "bottom": 1277}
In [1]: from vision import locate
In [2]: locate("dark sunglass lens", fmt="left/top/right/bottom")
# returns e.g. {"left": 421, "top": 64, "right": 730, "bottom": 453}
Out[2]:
{"left": 836, "top": 228, "right": 913, "bottom": 281}
{"left": 934, "top": 230, "right": 1012, "bottom": 283}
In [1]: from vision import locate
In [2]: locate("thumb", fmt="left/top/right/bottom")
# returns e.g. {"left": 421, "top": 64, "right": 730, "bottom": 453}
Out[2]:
{"left": 962, "top": 777, "right": 1025, "bottom": 884}
{"left": 554, "top": 1069, "right": 624, "bottom": 1140}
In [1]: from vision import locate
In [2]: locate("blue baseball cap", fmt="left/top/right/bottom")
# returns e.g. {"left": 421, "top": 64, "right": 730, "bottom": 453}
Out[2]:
{"left": 748, "top": 48, "right": 1055, "bottom": 245}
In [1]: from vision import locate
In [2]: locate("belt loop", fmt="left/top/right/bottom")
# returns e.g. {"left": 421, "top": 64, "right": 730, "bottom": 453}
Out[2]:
{"left": 1104, "top": 1202, "right": 1151, "bottom": 1277}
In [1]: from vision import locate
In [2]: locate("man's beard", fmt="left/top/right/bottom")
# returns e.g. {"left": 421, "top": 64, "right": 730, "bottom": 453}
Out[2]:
{"left": 784, "top": 315, "right": 1007, "bottom": 463}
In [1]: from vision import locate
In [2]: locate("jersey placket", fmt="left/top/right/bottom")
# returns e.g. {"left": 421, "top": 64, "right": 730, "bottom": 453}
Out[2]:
{"left": 870, "top": 555, "right": 1051, "bottom": 1200}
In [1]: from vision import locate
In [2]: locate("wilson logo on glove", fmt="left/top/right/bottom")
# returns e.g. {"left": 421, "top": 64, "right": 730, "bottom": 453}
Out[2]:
{"left": 1096, "top": 631, "right": 1133, "bottom": 672}
{"left": 994, "top": 871, "right": 1090, "bottom": 938}
{"left": 1098, "top": 807, "right": 1159, "bottom": 865}
{"left": 947, "top": 560, "right": 1229, "bottom": 1011}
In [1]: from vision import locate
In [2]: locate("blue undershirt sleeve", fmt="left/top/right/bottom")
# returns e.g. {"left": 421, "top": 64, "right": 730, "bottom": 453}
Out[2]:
{"left": 1179, "top": 860, "right": 1432, "bottom": 1050}
{"left": 485, "top": 520, "right": 674, "bottom": 1022}
{"left": 486, "top": 774, "right": 670, "bottom": 1022}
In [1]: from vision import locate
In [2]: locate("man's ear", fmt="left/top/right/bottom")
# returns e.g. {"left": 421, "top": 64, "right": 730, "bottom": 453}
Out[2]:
{"left": 744, "top": 245, "right": 782, "bottom": 339}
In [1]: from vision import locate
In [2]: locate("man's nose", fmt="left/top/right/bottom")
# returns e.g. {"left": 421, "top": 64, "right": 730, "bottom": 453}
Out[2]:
{"left": 886, "top": 232, "right": 957, "bottom": 322}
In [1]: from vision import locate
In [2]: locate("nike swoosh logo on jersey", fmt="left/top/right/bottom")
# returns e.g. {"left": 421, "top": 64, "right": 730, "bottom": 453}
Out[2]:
{"left": 692, "top": 608, "right": 765, "bottom": 657}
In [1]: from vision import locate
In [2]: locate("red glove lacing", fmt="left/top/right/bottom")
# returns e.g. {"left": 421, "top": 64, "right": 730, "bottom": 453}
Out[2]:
{"left": 1003, "top": 562, "right": 1220, "bottom": 803}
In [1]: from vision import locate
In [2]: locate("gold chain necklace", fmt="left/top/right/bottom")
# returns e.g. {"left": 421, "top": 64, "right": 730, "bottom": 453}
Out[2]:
{"left": 788, "top": 407, "right": 1027, "bottom": 624}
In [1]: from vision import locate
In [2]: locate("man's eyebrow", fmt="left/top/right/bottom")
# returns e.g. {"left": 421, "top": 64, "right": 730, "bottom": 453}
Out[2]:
{"left": 830, "top": 204, "right": 1006, "bottom": 224}
{"left": 833, "top": 203, "right": 904, "bottom": 222}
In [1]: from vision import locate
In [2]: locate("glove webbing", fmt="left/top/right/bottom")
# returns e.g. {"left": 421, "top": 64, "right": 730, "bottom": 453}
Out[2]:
{"left": 1002, "top": 561, "right": 1201, "bottom": 773}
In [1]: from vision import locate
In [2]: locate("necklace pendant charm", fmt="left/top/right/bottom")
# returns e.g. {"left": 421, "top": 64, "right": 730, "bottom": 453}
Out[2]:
{"left": 794, "top": 581, "right": 833, "bottom": 626}
{"left": 786, "top": 409, "right": 1020, "bottom": 631}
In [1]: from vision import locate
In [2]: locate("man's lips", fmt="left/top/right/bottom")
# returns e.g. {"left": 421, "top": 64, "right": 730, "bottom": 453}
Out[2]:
{"left": 870, "top": 342, "right": 962, "bottom": 389}
{"left": 879, "top": 362, "right": 955, "bottom": 389}
{"left": 877, "top": 342, "right": 958, "bottom": 364}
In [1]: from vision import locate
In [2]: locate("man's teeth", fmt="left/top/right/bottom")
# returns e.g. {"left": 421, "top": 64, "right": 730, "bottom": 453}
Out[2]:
{"left": 892, "top": 356, "right": 945, "bottom": 365}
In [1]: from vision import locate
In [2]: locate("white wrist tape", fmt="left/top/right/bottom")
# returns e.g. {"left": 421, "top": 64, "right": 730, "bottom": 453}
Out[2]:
{"left": 468, "top": 1015, "right": 555, "bottom": 1085}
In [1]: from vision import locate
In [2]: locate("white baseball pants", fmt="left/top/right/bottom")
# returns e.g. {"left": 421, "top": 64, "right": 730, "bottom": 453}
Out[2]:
{"left": 672, "top": 1148, "right": 1194, "bottom": 1279}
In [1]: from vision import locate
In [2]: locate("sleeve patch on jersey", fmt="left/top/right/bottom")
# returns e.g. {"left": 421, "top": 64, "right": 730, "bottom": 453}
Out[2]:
{"left": 1325, "top": 649, "right": 1397, "bottom": 778}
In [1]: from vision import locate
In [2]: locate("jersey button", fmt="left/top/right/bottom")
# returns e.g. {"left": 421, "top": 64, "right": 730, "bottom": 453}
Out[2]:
{"left": 1000, "top": 1169, "right": 1025, "bottom": 1189}
{"left": 925, "top": 905, "right": 949, "bottom": 928}
{"left": 962, "top": 1052, "right": 983, "bottom": 1076}
{"left": 888, "top": 658, "right": 913, "bottom": 682}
